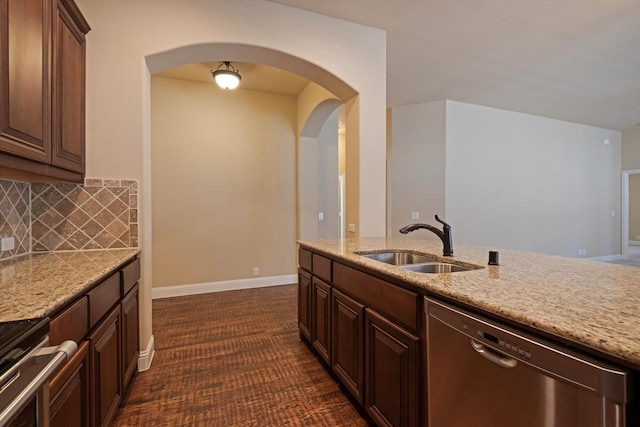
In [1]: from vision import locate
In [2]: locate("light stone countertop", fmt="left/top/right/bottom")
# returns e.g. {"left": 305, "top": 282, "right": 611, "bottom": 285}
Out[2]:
{"left": 0, "top": 249, "right": 140, "bottom": 322}
{"left": 299, "top": 237, "right": 640, "bottom": 368}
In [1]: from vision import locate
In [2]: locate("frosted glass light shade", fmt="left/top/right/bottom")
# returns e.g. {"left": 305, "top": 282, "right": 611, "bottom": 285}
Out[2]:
{"left": 213, "top": 70, "right": 241, "bottom": 90}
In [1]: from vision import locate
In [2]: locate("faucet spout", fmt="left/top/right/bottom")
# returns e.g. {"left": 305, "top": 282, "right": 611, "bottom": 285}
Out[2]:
{"left": 399, "top": 215, "right": 454, "bottom": 257}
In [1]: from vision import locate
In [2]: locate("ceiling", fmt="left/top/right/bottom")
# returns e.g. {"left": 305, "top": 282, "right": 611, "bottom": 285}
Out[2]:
{"left": 155, "top": 61, "right": 310, "bottom": 96}
{"left": 268, "top": 0, "right": 640, "bottom": 131}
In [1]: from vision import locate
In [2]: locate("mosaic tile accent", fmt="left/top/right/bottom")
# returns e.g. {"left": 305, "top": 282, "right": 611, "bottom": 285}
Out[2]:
{"left": 31, "top": 179, "right": 139, "bottom": 251}
{"left": 0, "top": 180, "right": 31, "bottom": 259}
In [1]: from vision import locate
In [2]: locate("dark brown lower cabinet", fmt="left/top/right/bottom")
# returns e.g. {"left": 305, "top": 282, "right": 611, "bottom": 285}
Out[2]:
{"left": 332, "top": 289, "right": 365, "bottom": 404}
{"left": 121, "top": 284, "right": 139, "bottom": 392}
{"left": 88, "top": 305, "right": 121, "bottom": 427}
{"left": 298, "top": 248, "right": 423, "bottom": 427}
{"left": 49, "top": 341, "right": 90, "bottom": 427}
{"left": 298, "top": 269, "right": 312, "bottom": 341}
{"left": 365, "top": 308, "right": 420, "bottom": 427}
{"left": 311, "top": 277, "right": 332, "bottom": 364}
{"left": 47, "top": 256, "right": 140, "bottom": 427}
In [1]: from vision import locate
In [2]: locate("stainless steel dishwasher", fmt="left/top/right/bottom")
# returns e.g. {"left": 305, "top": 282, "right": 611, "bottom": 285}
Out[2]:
{"left": 425, "top": 297, "right": 637, "bottom": 427}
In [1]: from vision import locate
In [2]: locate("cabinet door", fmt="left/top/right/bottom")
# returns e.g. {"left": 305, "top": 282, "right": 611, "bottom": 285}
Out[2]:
{"left": 331, "top": 289, "right": 365, "bottom": 404}
{"left": 365, "top": 308, "right": 420, "bottom": 427}
{"left": 311, "top": 277, "right": 331, "bottom": 364}
{"left": 121, "top": 284, "right": 139, "bottom": 392}
{"left": 88, "top": 305, "right": 121, "bottom": 427}
{"left": 0, "top": 0, "right": 51, "bottom": 162}
{"left": 52, "top": 0, "right": 88, "bottom": 173}
{"left": 50, "top": 341, "right": 90, "bottom": 427}
{"left": 298, "top": 269, "right": 312, "bottom": 341}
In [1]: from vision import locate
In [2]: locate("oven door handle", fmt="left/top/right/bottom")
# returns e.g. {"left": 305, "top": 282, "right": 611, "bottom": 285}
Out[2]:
{"left": 0, "top": 340, "right": 77, "bottom": 426}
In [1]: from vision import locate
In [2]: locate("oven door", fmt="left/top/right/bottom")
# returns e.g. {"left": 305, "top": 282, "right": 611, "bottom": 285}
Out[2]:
{"left": 0, "top": 340, "right": 76, "bottom": 427}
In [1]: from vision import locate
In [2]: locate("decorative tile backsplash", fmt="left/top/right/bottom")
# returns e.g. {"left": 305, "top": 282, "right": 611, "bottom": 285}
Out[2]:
{"left": 0, "top": 180, "right": 31, "bottom": 259}
{"left": 31, "top": 179, "right": 138, "bottom": 251}
{"left": 0, "top": 178, "right": 138, "bottom": 259}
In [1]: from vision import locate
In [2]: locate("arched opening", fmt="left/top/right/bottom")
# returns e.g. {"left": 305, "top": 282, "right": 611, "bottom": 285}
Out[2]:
{"left": 145, "top": 44, "right": 356, "bottom": 297}
{"left": 298, "top": 99, "right": 344, "bottom": 240}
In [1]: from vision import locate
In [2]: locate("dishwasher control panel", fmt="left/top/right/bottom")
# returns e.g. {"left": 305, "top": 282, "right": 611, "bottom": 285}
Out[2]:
{"left": 459, "top": 311, "right": 534, "bottom": 362}
{"left": 472, "top": 327, "right": 532, "bottom": 359}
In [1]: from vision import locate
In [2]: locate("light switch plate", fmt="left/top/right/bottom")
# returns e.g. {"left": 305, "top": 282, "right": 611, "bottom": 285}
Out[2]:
{"left": 411, "top": 211, "right": 420, "bottom": 220}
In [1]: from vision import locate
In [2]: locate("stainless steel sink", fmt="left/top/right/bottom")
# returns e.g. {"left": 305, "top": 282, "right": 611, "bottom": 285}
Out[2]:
{"left": 401, "top": 263, "right": 475, "bottom": 273}
{"left": 356, "top": 250, "right": 482, "bottom": 273}
{"left": 356, "top": 251, "right": 438, "bottom": 265}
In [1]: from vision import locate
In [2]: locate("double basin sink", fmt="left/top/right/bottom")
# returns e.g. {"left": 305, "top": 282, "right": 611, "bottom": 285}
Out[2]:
{"left": 356, "top": 250, "right": 482, "bottom": 274}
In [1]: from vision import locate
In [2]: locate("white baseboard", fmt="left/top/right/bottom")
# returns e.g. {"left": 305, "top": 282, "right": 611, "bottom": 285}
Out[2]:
{"left": 588, "top": 254, "right": 623, "bottom": 262}
{"left": 151, "top": 274, "right": 297, "bottom": 299}
{"left": 138, "top": 335, "right": 155, "bottom": 371}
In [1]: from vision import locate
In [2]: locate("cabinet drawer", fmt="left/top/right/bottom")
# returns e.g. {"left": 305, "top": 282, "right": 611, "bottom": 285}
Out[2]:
{"left": 88, "top": 273, "right": 120, "bottom": 329}
{"left": 312, "top": 254, "right": 332, "bottom": 282}
{"left": 333, "top": 262, "right": 419, "bottom": 332}
{"left": 299, "top": 248, "right": 312, "bottom": 273}
{"left": 50, "top": 296, "right": 89, "bottom": 346}
{"left": 120, "top": 257, "right": 140, "bottom": 296}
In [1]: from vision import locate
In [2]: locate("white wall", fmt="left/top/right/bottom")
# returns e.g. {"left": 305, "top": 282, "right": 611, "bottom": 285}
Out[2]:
{"left": 316, "top": 109, "right": 340, "bottom": 238}
{"left": 622, "top": 126, "right": 640, "bottom": 170}
{"left": 629, "top": 174, "right": 640, "bottom": 242}
{"left": 388, "top": 101, "right": 446, "bottom": 239}
{"left": 389, "top": 100, "right": 622, "bottom": 258}
{"left": 445, "top": 101, "right": 621, "bottom": 257}
{"left": 299, "top": 110, "right": 340, "bottom": 240}
{"left": 299, "top": 134, "right": 319, "bottom": 240}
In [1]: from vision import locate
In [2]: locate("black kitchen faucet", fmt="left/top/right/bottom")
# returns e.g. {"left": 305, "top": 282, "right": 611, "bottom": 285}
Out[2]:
{"left": 399, "top": 215, "right": 454, "bottom": 257}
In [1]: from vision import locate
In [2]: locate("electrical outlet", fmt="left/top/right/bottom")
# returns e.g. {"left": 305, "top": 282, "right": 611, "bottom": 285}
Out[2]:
{"left": 636, "top": 235, "right": 640, "bottom": 240}
{"left": 1, "top": 237, "right": 15, "bottom": 251}
{"left": 252, "top": 267, "right": 259, "bottom": 276}
{"left": 411, "top": 211, "right": 420, "bottom": 220}
{"left": 578, "top": 249, "right": 587, "bottom": 256}
{"left": 348, "top": 224, "right": 356, "bottom": 233}
{"left": 318, "top": 212, "right": 324, "bottom": 220}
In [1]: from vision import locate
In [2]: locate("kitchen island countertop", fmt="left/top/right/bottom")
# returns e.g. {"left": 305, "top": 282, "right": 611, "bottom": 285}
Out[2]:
{"left": 299, "top": 238, "right": 640, "bottom": 368}
{"left": 0, "top": 249, "right": 140, "bottom": 322}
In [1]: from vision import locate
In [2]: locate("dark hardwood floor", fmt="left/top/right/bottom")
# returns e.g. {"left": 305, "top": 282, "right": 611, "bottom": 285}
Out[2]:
{"left": 113, "top": 284, "right": 371, "bottom": 426}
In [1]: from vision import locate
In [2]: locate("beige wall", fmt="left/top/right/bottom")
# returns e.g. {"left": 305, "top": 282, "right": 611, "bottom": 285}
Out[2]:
{"left": 151, "top": 76, "right": 296, "bottom": 287}
{"left": 77, "top": 0, "right": 386, "bottom": 355}
{"left": 389, "top": 100, "right": 622, "bottom": 257}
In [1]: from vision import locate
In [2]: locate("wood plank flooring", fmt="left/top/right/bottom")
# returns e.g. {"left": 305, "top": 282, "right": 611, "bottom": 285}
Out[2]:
{"left": 113, "top": 284, "right": 372, "bottom": 426}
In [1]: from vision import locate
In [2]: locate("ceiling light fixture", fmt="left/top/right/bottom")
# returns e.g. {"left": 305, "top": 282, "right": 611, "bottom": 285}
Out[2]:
{"left": 211, "top": 61, "right": 241, "bottom": 90}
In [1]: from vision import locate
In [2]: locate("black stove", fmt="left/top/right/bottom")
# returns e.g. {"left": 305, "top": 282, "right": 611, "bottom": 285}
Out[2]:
{"left": 0, "top": 318, "right": 49, "bottom": 377}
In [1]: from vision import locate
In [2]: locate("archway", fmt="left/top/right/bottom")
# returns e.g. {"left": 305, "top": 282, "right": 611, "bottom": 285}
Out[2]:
{"left": 144, "top": 44, "right": 357, "bottom": 298}
{"left": 299, "top": 99, "right": 344, "bottom": 240}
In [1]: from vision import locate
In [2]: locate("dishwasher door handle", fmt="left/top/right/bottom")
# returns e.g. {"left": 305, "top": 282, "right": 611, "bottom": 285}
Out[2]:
{"left": 470, "top": 339, "right": 518, "bottom": 368}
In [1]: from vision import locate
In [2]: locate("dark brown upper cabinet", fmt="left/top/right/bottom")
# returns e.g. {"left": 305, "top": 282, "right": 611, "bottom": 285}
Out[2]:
{"left": 0, "top": 0, "right": 89, "bottom": 182}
